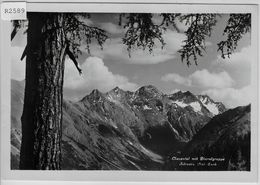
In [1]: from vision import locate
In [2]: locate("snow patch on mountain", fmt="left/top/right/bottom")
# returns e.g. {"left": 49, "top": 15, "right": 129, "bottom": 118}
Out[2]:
{"left": 197, "top": 95, "right": 221, "bottom": 115}
{"left": 173, "top": 100, "right": 187, "bottom": 108}
{"left": 172, "top": 100, "right": 202, "bottom": 113}
{"left": 189, "top": 102, "right": 202, "bottom": 113}
{"left": 107, "top": 94, "right": 113, "bottom": 101}
{"left": 143, "top": 105, "right": 152, "bottom": 110}
{"left": 107, "top": 94, "right": 119, "bottom": 103}
{"left": 203, "top": 103, "right": 219, "bottom": 115}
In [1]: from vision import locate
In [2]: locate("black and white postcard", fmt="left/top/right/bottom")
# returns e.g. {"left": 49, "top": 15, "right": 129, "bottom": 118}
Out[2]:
{"left": 0, "top": 1, "right": 259, "bottom": 184}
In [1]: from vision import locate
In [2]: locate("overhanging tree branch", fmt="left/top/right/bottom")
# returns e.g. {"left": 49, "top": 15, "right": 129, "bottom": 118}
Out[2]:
{"left": 217, "top": 14, "right": 251, "bottom": 59}
{"left": 178, "top": 14, "right": 218, "bottom": 66}
{"left": 63, "top": 14, "right": 108, "bottom": 58}
{"left": 122, "top": 13, "right": 166, "bottom": 56}
{"left": 65, "top": 42, "right": 82, "bottom": 75}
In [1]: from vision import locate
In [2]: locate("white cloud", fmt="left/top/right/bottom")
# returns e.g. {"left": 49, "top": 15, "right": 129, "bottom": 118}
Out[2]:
{"left": 202, "top": 85, "right": 252, "bottom": 108}
{"left": 151, "top": 15, "right": 189, "bottom": 33}
{"left": 151, "top": 15, "right": 164, "bottom": 25}
{"left": 85, "top": 29, "right": 186, "bottom": 65}
{"left": 176, "top": 20, "right": 190, "bottom": 32}
{"left": 11, "top": 46, "right": 26, "bottom": 81}
{"left": 161, "top": 69, "right": 234, "bottom": 89}
{"left": 64, "top": 56, "right": 138, "bottom": 97}
{"left": 214, "top": 46, "right": 252, "bottom": 69}
{"left": 161, "top": 73, "right": 191, "bottom": 86}
{"left": 78, "top": 17, "right": 94, "bottom": 26}
{"left": 169, "top": 89, "right": 184, "bottom": 94}
{"left": 99, "top": 22, "right": 125, "bottom": 34}
{"left": 212, "top": 45, "right": 252, "bottom": 93}
{"left": 190, "top": 69, "right": 234, "bottom": 89}
{"left": 160, "top": 69, "right": 249, "bottom": 107}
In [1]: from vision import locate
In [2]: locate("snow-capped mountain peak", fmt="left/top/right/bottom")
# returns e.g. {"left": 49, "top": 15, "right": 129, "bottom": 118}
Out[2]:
{"left": 172, "top": 100, "right": 202, "bottom": 113}
{"left": 169, "top": 91, "right": 204, "bottom": 114}
{"left": 168, "top": 91, "right": 227, "bottom": 116}
{"left": 111, "top": 86, "right": 124, "bottom": 94}
{"left": 136, "top": 85, "right": 163, "bottom": 99}
{"left": 197, "top": 95, "right": 226, "bottom": 115}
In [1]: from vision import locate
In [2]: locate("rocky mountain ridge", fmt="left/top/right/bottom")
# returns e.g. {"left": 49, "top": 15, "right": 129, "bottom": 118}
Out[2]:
{"left": 11, "top": 80, "right": 250, "bottom": 170}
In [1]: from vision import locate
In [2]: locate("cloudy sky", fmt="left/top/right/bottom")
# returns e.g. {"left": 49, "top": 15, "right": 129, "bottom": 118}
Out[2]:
{"left": 11, "top": 13, "right": 252, "bottom": 108}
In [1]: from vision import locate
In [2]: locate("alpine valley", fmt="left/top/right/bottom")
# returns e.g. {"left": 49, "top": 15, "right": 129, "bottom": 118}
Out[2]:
{"left": 11, "top": 79, "right": 250, "bottom": 171}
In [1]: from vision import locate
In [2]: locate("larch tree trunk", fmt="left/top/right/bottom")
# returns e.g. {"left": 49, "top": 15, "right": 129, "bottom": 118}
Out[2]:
{"left": 19, "top": 13, "right": 66, "bottom": 170}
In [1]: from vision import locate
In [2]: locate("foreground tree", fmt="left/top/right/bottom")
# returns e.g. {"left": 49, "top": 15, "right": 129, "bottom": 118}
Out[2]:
{"left": 12, "top": 13, "right": 250, "bottom": 169}
{"left": 18, "top": 13, "right": 107, "bottom": 169}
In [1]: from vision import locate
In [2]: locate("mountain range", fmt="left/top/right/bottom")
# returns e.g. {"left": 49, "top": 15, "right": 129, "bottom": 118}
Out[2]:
{"left": 11, "top": 79, "right": 250, "bottom": 170}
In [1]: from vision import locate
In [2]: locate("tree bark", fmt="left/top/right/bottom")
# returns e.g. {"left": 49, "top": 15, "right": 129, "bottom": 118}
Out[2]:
{"left": 19, "top": 13, "right": 66, "bottom": 170}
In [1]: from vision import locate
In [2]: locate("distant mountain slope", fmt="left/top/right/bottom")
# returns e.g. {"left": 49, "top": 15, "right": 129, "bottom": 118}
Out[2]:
{"left": 167, "top": 105, "right": 250, "bottom": 171}
{"left": 11, "top": 80, "right": 24, "bottom": 169}
{"left": 11, "top": 80, "right": 163, "bottom": 170}
{"left": 196, "top": 95, "right": 226, "bottom": 116}
{"left": 11, "top": 79, "right": 235, "bottom": 170}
